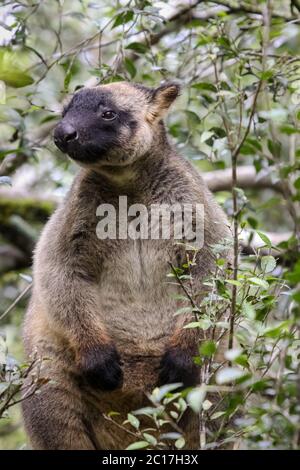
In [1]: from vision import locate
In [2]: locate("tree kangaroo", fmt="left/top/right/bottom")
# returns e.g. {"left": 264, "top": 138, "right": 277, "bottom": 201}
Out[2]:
{"left": 22, "top": 81, "right": 232, "bottom": 449}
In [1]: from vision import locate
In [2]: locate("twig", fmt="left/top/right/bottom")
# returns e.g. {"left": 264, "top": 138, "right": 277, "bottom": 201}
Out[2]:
{"left": 0, "top": 283, "right": 32, "bottom": 322}
{"left": 168, "top": 262, "right": 200, "bottom": 312}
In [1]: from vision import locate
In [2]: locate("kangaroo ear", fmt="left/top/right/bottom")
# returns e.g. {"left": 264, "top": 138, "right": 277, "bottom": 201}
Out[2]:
{"left": 147, "top": 82, "right": 181, "bottom": 122}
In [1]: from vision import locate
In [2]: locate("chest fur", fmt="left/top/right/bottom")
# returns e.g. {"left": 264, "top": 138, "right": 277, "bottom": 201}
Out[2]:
{"left": 96, "top": 238, "right": 181, "bottom": 354}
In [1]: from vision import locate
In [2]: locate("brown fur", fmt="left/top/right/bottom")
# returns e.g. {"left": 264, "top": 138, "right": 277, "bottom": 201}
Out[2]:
{"left": 22, "top": 81, "right": 232, "bottom": 450}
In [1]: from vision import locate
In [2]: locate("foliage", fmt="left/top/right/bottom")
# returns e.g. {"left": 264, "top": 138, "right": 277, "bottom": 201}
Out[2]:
{"left": 0, "top": 0, "right": 300, "bottom": 450}
{"left": 104, "top": 383, "right": 188, "bottom": 450}
{"left": 0, "top": 332, "right": 47, "bottom": 449}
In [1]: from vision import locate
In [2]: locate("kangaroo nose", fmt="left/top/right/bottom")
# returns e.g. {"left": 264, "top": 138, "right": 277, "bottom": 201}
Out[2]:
{"left": 54, "top": 122, "right": 78, "bottom": 151}
{"left": 65, "top": 128, "right": 77, "bottom": 142}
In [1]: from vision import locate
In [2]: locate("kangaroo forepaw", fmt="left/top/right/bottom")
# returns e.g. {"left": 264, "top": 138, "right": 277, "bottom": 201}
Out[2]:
{"left": 158, "top": 347, "right": 198, "bottom": 388}
{"left": 79, "top": 344, "right": 123, "bottom": 391}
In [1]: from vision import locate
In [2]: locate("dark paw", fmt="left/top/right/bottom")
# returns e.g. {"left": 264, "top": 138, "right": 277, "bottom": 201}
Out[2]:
{"left": 79, "top": 344, "right": 123, "bottom": 391}
{"left": 158, "top": 347, "right": 198, "bottom": 388}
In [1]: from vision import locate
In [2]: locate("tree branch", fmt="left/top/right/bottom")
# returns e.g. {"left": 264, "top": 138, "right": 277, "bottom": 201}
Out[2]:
{"left": 0, "top": 216, "right": 37, "bottom": 257}
{"left": 211, "top": 0, "right": 299, "bottom": 21}
{"left": 0, "top": 188, "right": 56, "bottom": 221}
{"left": 203, "top": 165, "right": 283, "bottom": 193}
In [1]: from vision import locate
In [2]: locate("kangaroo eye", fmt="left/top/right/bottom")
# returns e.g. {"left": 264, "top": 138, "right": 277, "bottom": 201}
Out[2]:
{"left": 102, "top": 110, "right": 117, "bottom": 121}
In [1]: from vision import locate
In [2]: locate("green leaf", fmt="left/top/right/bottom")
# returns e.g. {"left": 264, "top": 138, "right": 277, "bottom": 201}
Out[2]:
{"left": 133, "top": 406, "right": 159, "bottom": 416}
{"left": 264, "top": 320, "right": 291, "bottom": 338}
{"left": 175, "top": 306, "right": 193, "bottom": 316}
{"left": 259, "top": 70, "right": 274, "bottom": 80}
{"left": 112, "top": 10, "right": 134, "bottom": 28}
{"left": 187, "top": 385, "right": 206, "bottom": 413}
{"left": 225, "top": 279, "right": 242, "bottom": 286}
{"left": 185, "top": 110, "right": 201, "bottom": 125}
{"left": 240, "top": 143, "right": 256, "bottom": 155}
{"left": 192, "top": 82, "right": 217, "bottom": 92}
{"left": 199, "top": 340, "right": 216, "bottom": 357}
{"left": 142, "top": 433, "right": 157, "bottom": 446}
{"left": 175, "top": 437, "right": 185, "bottom": 449}
{"left": 202, "top": 399, "right": 212, "bottom": 410}
{"left": 64, "top": 68, "right": 73, "bottom": 91}
{"left": 280, "top": 125, "right": 300, "bottom": 135}
{"left": 246, "top": 137, "right": 262, "bottom": 151}
{"left": 242, "top": 301, "right": 255, "bottom": 320}
{"left": 267, "top": 139, "right": 281, "bottom": 158}
{"left": 216, "top": 367, "right": 246, "bottom": 384}
{"left": 256, "top": 231, "right": 272, "bottom": 248}
{"left": 184, "top": 318, "right": 212, "bottom": 330}
{"left": 249, "top": 277, "right": 269, "bottom": 289}
{"left": 40, "top": 114, "right": 59, "bottom": 124}
{"left": 151, "top": 383, "right": 182, "bottom": 402}
{"left": 177, "top": 398, "right": 187, "bottom": 413}
{"left": 200, "top": 131, "right": 214, "bottom": 143}
{"left": 170, "top": 410, "right": 178, "bottom": 419}
{"left": 160, "top": 432, "right": 181, "bottom": 440}
{"left": 210, "top": 411, "right": 226, "bottom": 420}
{"left": 235, "top": 354, "right": 250, "bottom": 368}
{"left": 261, "top": 255, "right": 276, "bottom": 273}
{"left": 294, "top": 177, "right": 300, "bottom": 190}
{"left": 217, "top": 36, "right": 231, "bottom": 49}
{"left": 292, "top": 290, "right": 300, "bottom": 303}
{"left": 0, "top": 48, "right": 34, "bottom": 88}
{"left": 126, "top": 441, "right": 149, "bottom": 450}
{"left": 125, "top": 42, "right": 148, "bottom": 54}
{"left": 184, "top": 321, "right": 202, "bottom": 329}
{"left": 224, "top": 348, "right": 242, "bottom": 361}
{"left": 127, "top": 413, "right": 140, "bottom": 430}
{"left": 124, "top": 57, "right": 136, "bottom": 78}
{"left": 209, "top": 126, "right": 227, "bottom": 138}
{"left": 107, "top": 411, "right": 120, "bottom": 417}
